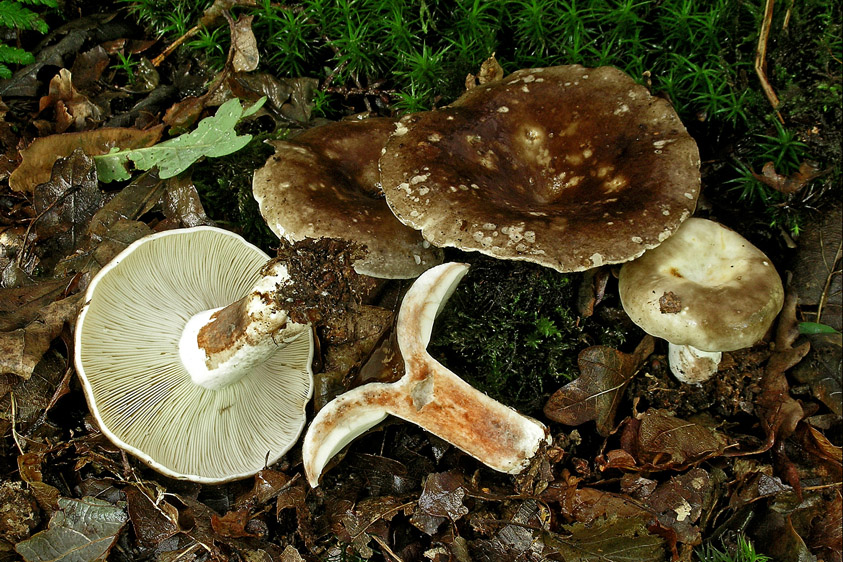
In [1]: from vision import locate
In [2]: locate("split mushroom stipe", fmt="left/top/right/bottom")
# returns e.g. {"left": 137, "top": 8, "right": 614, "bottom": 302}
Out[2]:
{"left": 253, "top": 117, "right": 443, "bottom": 279}
{"left": 74, "top": 227, "right": 314, "bottom": 483}
{"left": 618, "top": 218, "right": 785, "bottom": 383}
{"left": 380, "top": 65, "right": 701, "bottom": 272}
{"left": 302, "top": 262, "right": 550, "bottom": 487}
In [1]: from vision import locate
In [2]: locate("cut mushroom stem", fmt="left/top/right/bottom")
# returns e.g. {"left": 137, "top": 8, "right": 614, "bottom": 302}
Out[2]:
{"left": 179, "top": 260, "right": 309, "bottom": 391}
{"left": 303, "top": 262, "right": 550, "bottom": 487}
{"left": 668, "top": 343, "right": 722, "bottom": 384}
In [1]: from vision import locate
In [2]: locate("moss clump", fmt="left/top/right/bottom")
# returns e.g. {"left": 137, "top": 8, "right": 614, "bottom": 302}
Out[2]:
{"left": 428, "top": 255, "right": 625, "bottom": 416}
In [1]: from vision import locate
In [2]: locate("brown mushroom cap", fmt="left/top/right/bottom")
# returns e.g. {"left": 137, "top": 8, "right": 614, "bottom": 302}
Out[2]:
{"left": 253, "top": 118, "right": 443, "bottom": 279}
{"left": 379, "top": 65, "right": 701, "bottom": 272}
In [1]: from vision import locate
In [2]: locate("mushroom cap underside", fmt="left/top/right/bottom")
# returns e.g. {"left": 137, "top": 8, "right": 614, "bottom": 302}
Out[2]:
{"left": 380, "top": 65, "right": 701, "bottom": 272}
{"left": 74, "top": 226, "right": 314, "bottom": 483}
{"left": 253, "top": 118, "right": 443, "bottom": 279}
{"left": 618, "top": 218, "right": 785, "bottom": 352}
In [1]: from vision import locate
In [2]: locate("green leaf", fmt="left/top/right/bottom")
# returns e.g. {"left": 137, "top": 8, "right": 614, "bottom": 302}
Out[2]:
{"left": 15, "top": 496, "right": 127, "bottom": 562}
{"left": 94, "top": 97, "right": 266, "bottom": 182}
{"left": 799, "top": 322, "right": 841, "bottom": 335}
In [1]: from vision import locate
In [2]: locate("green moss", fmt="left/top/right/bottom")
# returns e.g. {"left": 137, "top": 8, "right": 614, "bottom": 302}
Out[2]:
{"left": 428, "top": 255, "right": 625, "bottom": 416}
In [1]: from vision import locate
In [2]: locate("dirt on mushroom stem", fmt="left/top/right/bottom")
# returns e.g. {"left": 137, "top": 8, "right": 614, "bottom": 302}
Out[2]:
{"left": 270, "top": 237, "right": 380, "bottom": 328}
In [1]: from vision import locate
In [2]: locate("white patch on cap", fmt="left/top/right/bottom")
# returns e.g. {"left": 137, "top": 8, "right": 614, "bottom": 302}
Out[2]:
{"left": 590, "top": 253, "right": 604, "bottom": 267}
{"left": 497, "top": 106, "right": 510, "bottom": 113}
{"left": 631, "top": 236, "right": 643, "bottom": 244}
{"left": 394, "top": 122, "right": 409, "bottom": 136}
{"left": 613, "top": 104, "right": 630, "bottom": 115}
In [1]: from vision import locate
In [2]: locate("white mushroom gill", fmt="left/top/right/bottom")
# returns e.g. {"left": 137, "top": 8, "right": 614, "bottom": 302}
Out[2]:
{"left": 75, "top": 227, "right": 314, "bottom": 483}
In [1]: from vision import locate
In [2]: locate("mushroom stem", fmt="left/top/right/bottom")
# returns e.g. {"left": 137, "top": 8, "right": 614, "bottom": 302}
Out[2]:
{"left": 667, "top": 343, "right": 722, "bottom": 384}
{"left": 179, "top": 261, "right": 309, "bottom": 390}
{"left": 302, "top": 262, "right": 550, "bottom": 487}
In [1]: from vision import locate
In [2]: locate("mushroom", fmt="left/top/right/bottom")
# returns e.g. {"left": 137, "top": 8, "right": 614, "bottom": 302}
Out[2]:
{"left": 74, "top": 226, "right": 314, "bottom": 483}
{"left": 379, "top": 65, "right": 700, "bottom": 272}
{"left": 253, "top": 117, "right": 443, "bottom": 279}
{"left": 618, "top": 218, "right": 785, "bottom": 383}
{"left": 302, "top": 262, "right": 550, "bottom": 487}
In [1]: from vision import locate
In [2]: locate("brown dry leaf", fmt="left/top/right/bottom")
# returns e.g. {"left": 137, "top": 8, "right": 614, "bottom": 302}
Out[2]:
{"left": 0, "top": 279, "right": 69, "bottom": 331}
{"left": 124, "top": 484, "right": 180, "bottom": 548}
{"left": 792, "top": 333, "right": 842, "bottom": 416}
{"left": 9, "top": 125, "right": 163, "bottom": 193}
{"left": 161, "top": 175, "right": 214, "bottom": 228}
{"left": 646, "top": 468, "right": 711, "bottom": 546}
{"left": 38, "top": 69, "right": 103, "bottom": 133}
{"left": 808, "top": 493, "right": 842, "bottom": 562}
{"left": 791, "top": 203, "right": 842, "bottom": 330}
{"left": 543, "top": 515, "right": 667, "bottom": 562}
{"left": 70, "top": 46, "right": 110, "bottom": 90}
{"left": 18, "top": 453, "right": 61, "bottom": 513}
{"left": 229, "top": 14, "right": 259, "bottom": 73}
{"left": 32, "top": 149, "right": 103, "bottom": 266}
{"left": 339, "top": 496, "right": 414, "bottom": 558}
{"left": 755, "top": 290, "right": 810, "bottom": 451}
{"left": 544, "top": 336, "right": 654, "bottom": 436}
{"left": 618, "top": 409, "right": 730, "bottom": 468}
{"left": 0, "top": 293, "right": 81, "bottom": 379}
{"left": 211, "top": 508, "right": 258, "bottom": 538}
{"left": 411, "top": 471, "right": 469, "bottom": 535}
{"left": 465, "top": 55, "right": 505, "bottom": 90}
{"left": 753, "top": 160, "right": 827, "bottom": 195}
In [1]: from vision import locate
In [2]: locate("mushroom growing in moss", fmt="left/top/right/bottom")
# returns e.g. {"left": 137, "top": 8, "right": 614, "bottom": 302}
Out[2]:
{"left": 618, "top": 218, "right": 785, "bottom": 383}
{"left": 379, "top": 65, "right": 701, "bottom": 272}
{"left": 302, "top": 262, "right": 550, "bottom": 487}
{"left": 75, "top": 226, "right": 314, "bottom": 483}
{"left": 253, "top": 117, "right": 443, "bottom": 279}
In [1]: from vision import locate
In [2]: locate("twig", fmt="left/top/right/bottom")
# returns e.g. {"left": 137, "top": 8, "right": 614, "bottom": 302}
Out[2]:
{"left": 10, "top": 392, "right": 25, "bottom": 455}
{"left": 816, "top": 239, "right": 842, "bottom": 325}
{"left": 755, "top": 0, "right": 785, "bottom": 123}
{"left": 151, "top": 24, "right": 202, "bottom": 67}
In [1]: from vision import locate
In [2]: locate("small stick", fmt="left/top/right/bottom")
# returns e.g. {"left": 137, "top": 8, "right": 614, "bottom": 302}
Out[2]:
{"left": 755, "top": 0, "right": 785, "bottom": 123}
{"left": 151, "top": 24, "right": 202, "bottom": 67}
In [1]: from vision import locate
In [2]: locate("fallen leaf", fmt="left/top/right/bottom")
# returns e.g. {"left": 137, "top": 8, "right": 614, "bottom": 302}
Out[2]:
{"left": 38, "top": 68, "right": 103, "bottom": 133}
{"left": 0, "top": 278, "right": 69, "bottom": 331}
{"left": 124, "top": 484, "right": 180, "bottom": 548}
{"left": 791, "top": 203, "right": 842, "bottom": 331}
{"left": 544, "top": 336, "right": 654, "bottom": 436}
{"left": 544, "top": 515, "right": 667, "bottom": 562}
{"left": 412, "top": 471, "right": 469, "bottom": 535}
{"left": 229, "top": 14, "right": 259, "bottom": 73}
{"left": 69, "top": 46, "right": 110, "bottom": 90}
{"left": 808, "top": 493, "right": 842, "bottom": 562}
{"left": 646, "top": 468, "right": 711, "bottom": 546}
{"left": 0, "top": 293, "right": 81, "bottom": 379}
{"left": 792, "top": 333, "right": 842, "bottom": 416}
{"left": 9, "top": 125, "right": 163, "bottom": 192}
{"left": 15, "top": 496, "right": 127, "bottom": 562}
{"left": 95, "top": 96, "right": 265, "bottom": 181}
{"left": 32, "top": 149, "right": 103, "bottom": 266}
{"left": 211, "top": 508, "right": 258, "bottom": 538}
{"left": 614, "top": 409, "right": 731, "bottom": 468}
{"left": 753, "top": 160, "right": 827, "bottom": 195}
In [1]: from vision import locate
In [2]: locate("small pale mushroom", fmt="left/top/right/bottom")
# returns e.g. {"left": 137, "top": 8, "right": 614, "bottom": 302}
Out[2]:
{"left": 253, "top": 117, "right": 443, "bottom": 279}
{"left": 380, "top": 65, "right": 701, "bottom": 272}
{"left": 302, "top": 262, "right": 550, "bottom": 487}
{"left": 74, "top": 226, "right": 313, "bottom": 483}
{"left": 618, "top": 218, "right": 785, "bottom": 383}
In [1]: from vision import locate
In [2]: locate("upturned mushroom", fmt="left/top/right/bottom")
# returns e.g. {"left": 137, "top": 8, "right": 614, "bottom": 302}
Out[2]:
{"left": 302, "top": 262, "right": 550, "bottom": 487}
{"left": 618, "top": 218, "right": 785, "bottom": 383}
{"left": 74, "top": 226, "right": 314, "bottom": 483}
{"left": 253, "top": 117, "right": 443, "bottom": 279}
{"left": 379, "top": 65, "right": 701, "bottom": 272}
